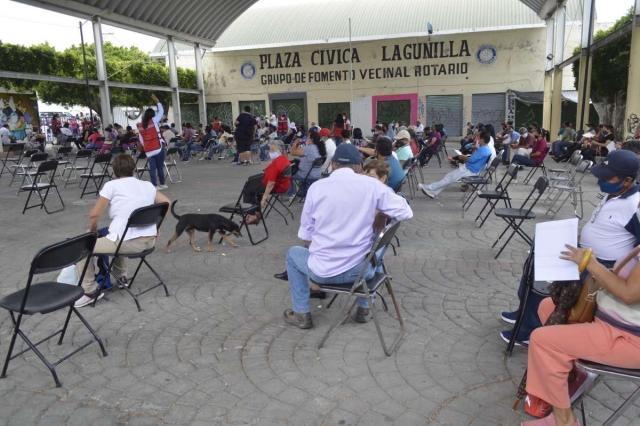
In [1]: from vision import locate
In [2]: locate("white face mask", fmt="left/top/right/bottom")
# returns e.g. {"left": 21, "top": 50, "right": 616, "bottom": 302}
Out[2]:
{"left": 522, "top": 133, "right": 528, "bottom": 138}
{"left": 269, "top": 152, "right": 279, "bottom": 160}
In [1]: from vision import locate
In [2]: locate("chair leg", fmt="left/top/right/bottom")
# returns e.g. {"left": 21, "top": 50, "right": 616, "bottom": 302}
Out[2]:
{"left": 326, "top": 294, "right": 339, "bottom": 309}
{"left": 602, "top": 386, "right": 640, "bottom": 426}
{"left": 72, "top": 307, "right": 108, "bottom": 357}
{"left": 0, "top": 316, "right": 20, "bottom": 379}
{"left": 318, "top": 288, "right": 362, "bottom": 350}
{"left": 372, "top": 279, "right": 405, "bottom": 356}
{"left": 57, "top": 306, "right": 74, "bottom": 345}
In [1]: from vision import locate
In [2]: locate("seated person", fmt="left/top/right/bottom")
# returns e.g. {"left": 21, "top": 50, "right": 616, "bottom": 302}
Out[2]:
{"left": 341, "top": 129, "right": 351, "bottom": 145}
{"left": 418, "top": 124, "right": 442, "bottom": 166}
{"left": 521, "top": 244, "right": 640, "bottom": 426}
{"left": 74, "top": 154, "right": 170, "bottom": 307}
{"left": 363, "top": 159, "right": 390, "bottom": 185}
{"left": 509, "top": 127, "right": 548, "bottom": 182}
{"left": 27, "top": 127, "right": 47, "bottom": 152}
{"left": 121, "top": 126, "right": 138, "bottom": 150}
{"left": 182, "top": 125, "right": 216, "bottom": 161}
{"left": 501, "top": 127, "right": 519, "bottom": 164}
{"left": 283, "top": 144, "right": 413, "bottom": 328}
{"left": 393, "top": 130, "right": 414, "bottom": 172}
{"left": 582, "top": 125, "right": 615, "bottom": 162}
{"left": 318, "top": 128, "right": 337, "bottom": 173}
{"left": 259, "top": 125, "right": 278, "bottom": 160}
{"left": 351, "top": 128, "right": 370, "bottom": 149}
{"left": 98, "top": 133, "right": 115, "bottom": 154}
{"left": 418, "top": 131, "right": 492, "bottom": 198}
{"left": 246, "top": 140, "right": 292, "bottom": 224}
{"left": 287, "top": 132, "right": 326, "bottom": 196}
{"left": 85, "top": 129, "right": 104, "bottom": 150}
{"left": 357, "top": 137, "right": 403, "bottom": 190}
{"left": 501, "top": 150, "right": 640, "bottom": 345}
{"left": 206, "top": 125, "right": 232, "bottom": 160}
{"left": 511, "top": 126, "right": 535, "bottom": 156}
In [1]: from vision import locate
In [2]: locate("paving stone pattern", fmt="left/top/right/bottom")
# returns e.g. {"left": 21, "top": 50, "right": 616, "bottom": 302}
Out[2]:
{"left": 0, "top": 153, "right": 638, "bottom": 426}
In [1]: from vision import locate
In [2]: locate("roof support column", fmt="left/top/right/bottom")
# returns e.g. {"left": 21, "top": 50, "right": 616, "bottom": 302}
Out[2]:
{"left": 542, "top": 16, "right": 555, "bottom": 131}
{"left": 576, "top": 0, "right": 595, "bottom": 130}
{"left": 551, "top": 6, "right": 566, "bottom": 139}
{"left": 167, "top": 37, "right": 181, "bottom": 127}
{"left": 625, "top": 0, "right": 640, "bottom": 138}
{"left": 194, "top": 44, "right": 207, "bottom": 127}
{"left": 92, "top": 18, "right": 112, "bottom": 125}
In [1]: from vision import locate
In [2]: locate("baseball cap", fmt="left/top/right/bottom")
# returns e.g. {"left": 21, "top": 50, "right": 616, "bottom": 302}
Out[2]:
{"left": 590, "top": 150, "right": 640, "bottom": 180}
{"left": 333, "top": 143, "right": 361, "bottom": 165}
{"left": 394, "top": 130, "right": 410, "bottom": 140}
{"left": 318, "top": 128, "right": 331, "bottom": 137}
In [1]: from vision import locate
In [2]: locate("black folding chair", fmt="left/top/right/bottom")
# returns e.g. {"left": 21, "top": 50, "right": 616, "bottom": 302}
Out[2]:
{"left": 473, "top": 163, "right": 517, "bottom": 228}
{"left": 402, "top": 157, "right": 416, "bottom": 199}
{"left": 315, "top": 221, "right": 405, "bottom": 356}
{"left": 63, "top": 149, "right": 93, "bottom": 187}
{"left": 522, "top": 147, "right": 549, "bottom": 184}
{"left": 0, "top": 233, "right": 107, "bottom": 387}
{"left": 12, "top": 152, "right": 49, "bottom": 192}
{"left": 263, "top": 165, "right": 295, "bottom": 225}
{"left": 0, "top": 143, "right": 26, "bottom": 179}
{"left": 55, "top": 146, "right": 73, "bottom": 180}
{"left": 219, "top": 174, "right": 269, "bottom": 245}
{"left": 492, "top": 176, "right": 549, "bottom": 258}
{"left": 164, "top": 147, "right": 182, "bottom": 183}
{"left": 461, "top": 155, "right": 501, "bottom": 216}
{"left": 20, "top": 160, "right": 65, "bottom": 214}
{"left": 91, "top": 203, "right": 170, "bottom": 311}
{"left": 135, "top": 151, "right": 149, "bottom": 179}
{"left": 80, "top": 153, "right": 111, "bottom": 198}
{"left": 419, "top": 145, "right": 441, "bottom": 168}
{"left": 289, "top": 156, "right": 326, "bottom": 206}
{"left": 575, "top": 360, "right": 640, "bottom": 426}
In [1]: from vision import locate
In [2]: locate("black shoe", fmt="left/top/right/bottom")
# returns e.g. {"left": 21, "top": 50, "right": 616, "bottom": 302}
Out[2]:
{"left": 274, "top": 271, "right": 288, "bottom": 281}
{"left": 355, "top": 307, "right": 370, "bottom": 323}
{"left": 310, "top": 290, "right": 327, "bottom": 300}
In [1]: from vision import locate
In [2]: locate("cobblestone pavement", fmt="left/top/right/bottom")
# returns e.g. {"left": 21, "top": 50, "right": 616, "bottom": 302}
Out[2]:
{"left": 0, "top": 152, "right": 638, "bottom": 426}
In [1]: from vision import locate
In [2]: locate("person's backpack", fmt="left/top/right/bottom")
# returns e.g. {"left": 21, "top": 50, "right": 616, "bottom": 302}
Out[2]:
{"left": 96, "top": 227, "right": 113, "bottom": 290}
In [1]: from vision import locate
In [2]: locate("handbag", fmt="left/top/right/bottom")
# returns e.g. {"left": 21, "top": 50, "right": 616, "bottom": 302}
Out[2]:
{"left": 568, "top": 247, "right": 640, "bottom": 324}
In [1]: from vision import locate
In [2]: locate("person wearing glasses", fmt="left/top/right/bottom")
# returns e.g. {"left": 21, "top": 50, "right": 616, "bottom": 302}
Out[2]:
{"left": 499, "top": 150, "right": 640, "bottom": 346}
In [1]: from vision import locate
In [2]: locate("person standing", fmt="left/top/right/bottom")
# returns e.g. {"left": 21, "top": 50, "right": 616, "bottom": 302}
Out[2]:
{"left": 137, "top": 94, "right": 168, "bottom": 190}
{"left": 234, "top": 105, "right": 256, "bottom": 166}
{"left": 277, "top": 112, "right": 289, "bottom": 137}
{"left": 332, "top": 114, "right": 345, "bottom": 146}
{"left": 212, "top": 117, "right": 221, "bottom": 133}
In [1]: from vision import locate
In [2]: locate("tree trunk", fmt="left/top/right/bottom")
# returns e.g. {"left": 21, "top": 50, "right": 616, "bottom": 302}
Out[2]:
{"left": 592, "top": 92, "right": 626, "bottom": 138}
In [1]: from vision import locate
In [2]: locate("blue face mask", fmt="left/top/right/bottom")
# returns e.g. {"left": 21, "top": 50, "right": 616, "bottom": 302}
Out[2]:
{"left": 269, "top": 152, "right": 279, "bottom": 160}
{"left": 597, "top": 178, "right": 626, "bottom": 194}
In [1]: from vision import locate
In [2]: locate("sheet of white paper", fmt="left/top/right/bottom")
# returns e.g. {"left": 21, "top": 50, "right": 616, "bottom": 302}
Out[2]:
{"left": 454, "top": 149, "right": 462, "bottom": 156}
{"left": 534, "top": 218, "right": 580, "bottom": 282}
{"left": 606, "top": 141, "right": 617, "bottom": 152}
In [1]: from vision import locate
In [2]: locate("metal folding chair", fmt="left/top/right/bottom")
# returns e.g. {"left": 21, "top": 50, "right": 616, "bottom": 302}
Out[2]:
{"left": 90, "top": 203, "right": 170, "bottom": 311}
{"left": 402, "top": 157, "right": 417, "bottom": 199}
{"left": 492, "top": 176, "right": 549, "bottom": 258}
{"left": 461, "top": 156, "right": 502, "bottom": 216}
{"left": 545, "top": 160, "right": 591, "bottom": 219}
{"left": 164, "top": 147, "right": 183, "bottom": 183}
{"left": 315, "top": 221, "right": 405, "bottom": 356}
{"left": 0, "top": 143, "right": 25, "bottom": 179}
{"left": 63, "top": 149, "right": 93, "bottom": 187}
{"left": 289, "top": 156, "right": 325, "bottom": 206}
{"left": 473, "top": 163, "right": 517, "bottom": 228}
{"left": 522, "top": 148, "right": 550, "bottom": 184}
{"left": 135, "top": 151, "right": 149, "bottom": 179}
{"left": 0, "top": 233, "right": 106, "bottom": 387}
{"left": 263, "top": 165, "right": 295, "bottom": 225}
{"left": 80, "top": 153, "right": 111, "bottom": 198}
{"left": 55, "top": 146, "right": 73, "bottom": 180}
{"left": 12, "top": 152, "right": 49, "bottom": 191}
{"left": 19, "top": 160, "right": 65, "bottom": 214}
{"left": 219, "top": 174, "right": 269, "bottom": 245}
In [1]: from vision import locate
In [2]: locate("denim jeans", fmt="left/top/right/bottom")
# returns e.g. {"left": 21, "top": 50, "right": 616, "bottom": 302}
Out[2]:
{"left": 183, "top": 144, "right": 204, "bottom": 160}
{"left": 286, "top": 246, "right": 375, "bottom": 313}
{"left": 501, "top": 145, "right": 510, "bottom": 163}
{"left": 514, "top": 257, "right": 616, "bottom": 339}
{"left": 260, "top": 144, "right": 270, "bottom": 160}
{"left": 334, "top": 137, "right": 343, "bottom": 146}
{"left": 510, "top": 154, "right": 537, "bottom": 178}
{"left": 424, "top": 164, "right": 475, "bottom": 195}
{"left": 207, "top": 144, "right": 226, "bottom": 158}
{"left": 286, "top": 173, "right": 306, "bottom": 196}
{"left": 147, "top": 148, "right": 166, "bottom": 186}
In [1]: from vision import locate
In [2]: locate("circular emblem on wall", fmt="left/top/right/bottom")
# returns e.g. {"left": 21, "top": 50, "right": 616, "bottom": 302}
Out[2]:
{"left": 476, "top": 44, "right": 497, "bottom": 65}
{"left": 240, "top": 61, "right": 256, "bottom": 80}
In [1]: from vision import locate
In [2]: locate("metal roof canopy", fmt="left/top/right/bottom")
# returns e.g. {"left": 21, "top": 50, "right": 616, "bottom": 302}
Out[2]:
{"left": 519, "top": 0, "right": 567, "bottom": 20}
{"left": 12, "top": 0, "right": 259, "bottom": 47}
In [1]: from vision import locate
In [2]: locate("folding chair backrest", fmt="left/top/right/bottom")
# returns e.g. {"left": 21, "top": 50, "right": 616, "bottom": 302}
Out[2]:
{"left": 30, "top": 153, "right": 49, "bottom": 163}
{"left": 241, "top": 174, "right": 265, "bottom": 204}
{"left": 368, "top": 220, "right": 402, "bottom": 268}
{"left": 94, "top": 153, "right": 112, "bottom": 164}
{"left": 282, "top": 164, "right": 293, "bottom": 178}
{"left": 110, "top": 146, "right": 123, "bottom": 155}
{"left": 393, "top": 177, "right": 404, "bottom": 193}
{"left": 96, "top": 137, "right": 105, "bottom": 143}
{"left": 570, "top": 152, "right": 583, "bottom": 166}
{"left": 166, "top": 147, "right": 178, "bottom": 155}
{"left": 57, "top": 146, "right": 73, "bottom": 155}
{"left": 138, "top": 151, "right": 147, "bottom": 160}
{"left": 506, "top": 163, "right": 518, "bottom": 179}
{"left": 25, "top": 150, "right": 39, "bottom": 158}
{"left": 312, "top": 156, "right": 325, "bottom": 168}
{"left": 127, "top": 203, "right": 169, "bottom": 229}
{"left": 6, "top": 143, "right": 25, "bottom": 154}
{"left": 533, "top": 176, "right": 549, "bottom": 194}
{"left": 402, "top": 157, "right": 414, "bottom": 171}
{"left": 575, "top": 160, "right": 591, "bottom": 175}
{"left": 76, "top": 149, "right": 92, "bottom": 159}
{"left": 30, "top": 232, "right": 97, "bottom": 275}
{"left": 36, "top": 160, "right": 59, "bottom": 175}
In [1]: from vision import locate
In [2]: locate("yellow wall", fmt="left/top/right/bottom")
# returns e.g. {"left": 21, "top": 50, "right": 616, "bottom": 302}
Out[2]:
{"left": 202, "top": 27, "right": 547, "bottom": 130}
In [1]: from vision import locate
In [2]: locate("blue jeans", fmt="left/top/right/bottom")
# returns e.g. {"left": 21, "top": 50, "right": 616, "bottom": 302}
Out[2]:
{"left": 286, "top": 173, "right": 306, "bottom": 196}
{"left": 260, "top": 144, "right": 270, "bottom": 160}
{"left": 183, "top": 144, "right": 204, "bottom": 160}
{"left": 514, "top": 257, "right": 616, "bottom": 339}
{"left": 501, "top": 145, "right": 510, "bottom": 163}
{"left": 334, "top": 137, "right": 343, "bottom": 146}
{"left": 147, "top": 148, "right": 166, "bottom": 186}
{"left": 510, "top": 154, "right": 537, "bottom": 178}
{"left": 286, "top": 246, "right": 375, "bottom": 313}
{"left": 207, "top": 144, "right": 226, "bottom": 158}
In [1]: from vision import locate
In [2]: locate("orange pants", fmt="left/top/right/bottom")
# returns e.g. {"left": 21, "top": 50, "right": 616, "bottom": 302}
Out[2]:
{"left": 526, "top": 297, "right": 640, "bottom": 408}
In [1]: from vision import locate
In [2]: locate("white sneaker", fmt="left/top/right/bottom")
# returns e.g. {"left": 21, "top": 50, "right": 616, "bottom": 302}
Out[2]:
{"left": 156, "top": 185, "right": 165, "bottom": 191}
{"left": 159, "top": 184, "right": 169, "bottom": 190}
{"left": 75, "top": 292, "right": 104, "bottom": 308}
{"left": 512, "top": 179, "right": 518, "bottom": 184}
{"left": 421, "top": 187, "right": 436, "bottom": 198}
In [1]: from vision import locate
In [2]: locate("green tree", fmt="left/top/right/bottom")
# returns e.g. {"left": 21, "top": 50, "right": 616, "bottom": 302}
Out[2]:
{"left": 0, "top": 41, "right": 197, "bottom": 118}
{"left": 572, "top": 10, "right": 632, "bottom": 136}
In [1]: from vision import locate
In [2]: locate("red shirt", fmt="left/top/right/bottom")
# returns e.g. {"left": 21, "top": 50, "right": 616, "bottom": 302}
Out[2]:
{"left": 264, "top": 155, "right": 291, "bottom": 193}
{"left": 531, "top": 137, "right": 548, "bottom": 165}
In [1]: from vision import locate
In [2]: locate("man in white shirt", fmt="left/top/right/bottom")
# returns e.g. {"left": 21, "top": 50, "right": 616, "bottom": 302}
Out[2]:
{"left": 0, "top": 124, "right": 13, "bottom": 144}
{"left": 283, "top": 144, "right": 413, "bottom": 328}
{"left": 318, "top": 128, "right": 336, "bottom": 172}
{"left": 162, "top": 125, "right": 176, "bottom": 147}
{"left": 74, "top": 154, "right": 171, "bottom": 307}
